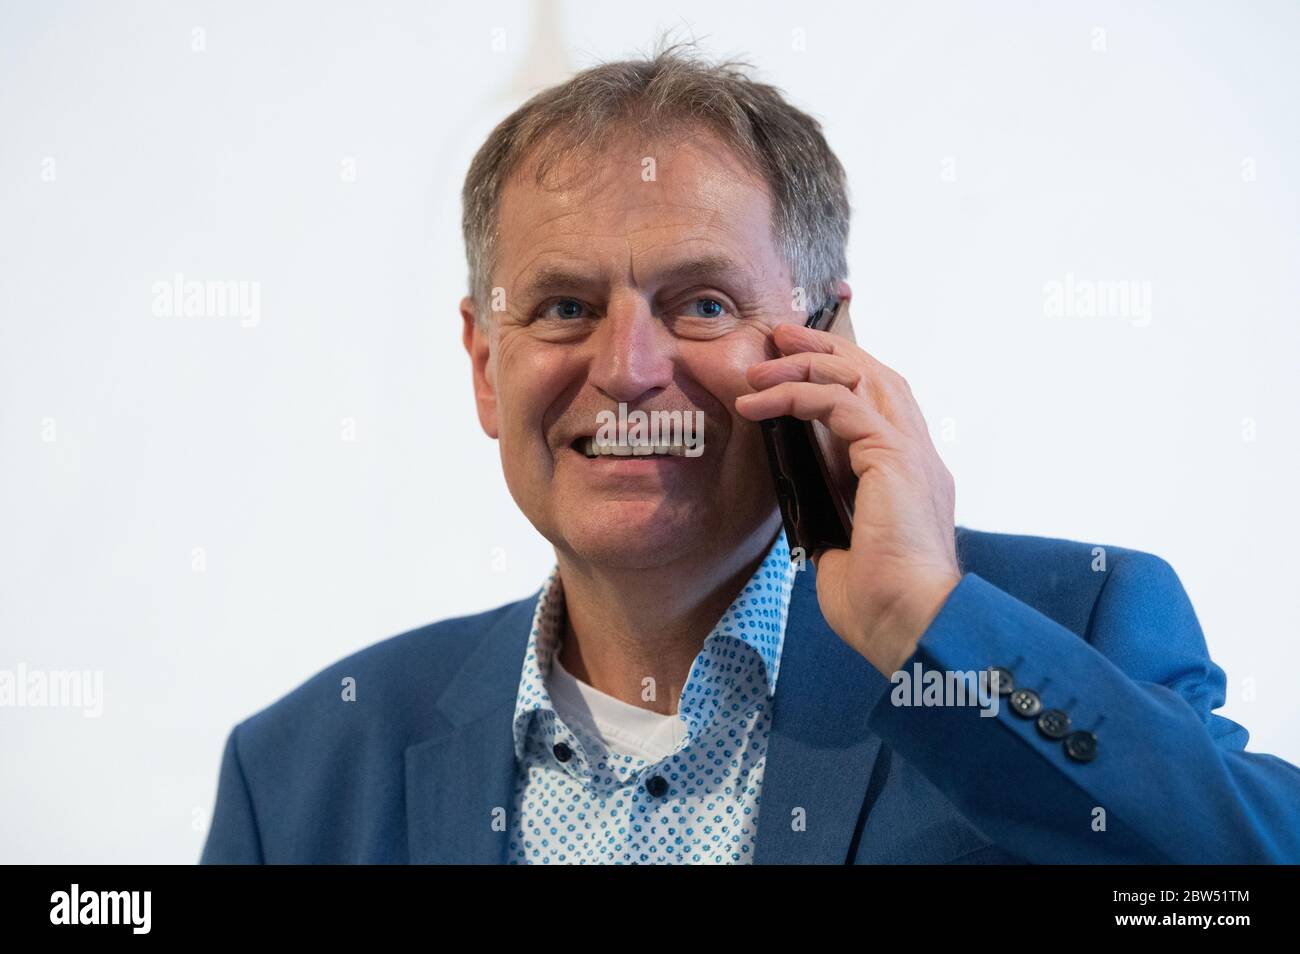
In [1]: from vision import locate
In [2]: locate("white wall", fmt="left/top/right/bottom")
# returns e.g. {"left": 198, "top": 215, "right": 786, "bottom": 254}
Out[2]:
{"left": 1, "top": 0, "right": 1296, "bottom": 862}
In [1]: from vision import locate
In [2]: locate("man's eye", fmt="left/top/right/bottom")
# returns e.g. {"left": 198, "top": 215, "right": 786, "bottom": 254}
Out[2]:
{"left": 539, "top": 298, "right": 590, "bottom": 321}
{"left": 548, "top": 298, "right": 590, "bottom": 321}
{"left": 683, "top": 298, "right": 729, "bottom": 319}
{"left": 534, "top": 297, "right": 731, "bottom": 322}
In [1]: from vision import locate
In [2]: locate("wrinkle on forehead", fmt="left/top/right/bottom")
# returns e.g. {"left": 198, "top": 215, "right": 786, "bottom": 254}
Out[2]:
{"left": 496, "top": 128, "right": 781, "bottom": 298}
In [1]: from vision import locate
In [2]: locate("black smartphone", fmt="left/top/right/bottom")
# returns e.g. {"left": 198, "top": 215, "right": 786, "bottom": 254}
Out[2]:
{"left": 759, "top": 297, "right": 858, "bottom": 559}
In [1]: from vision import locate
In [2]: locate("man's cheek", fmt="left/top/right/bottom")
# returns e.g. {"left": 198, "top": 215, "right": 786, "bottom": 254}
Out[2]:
{"left": 726, "top": 411, "right": 770, "bottom": 468}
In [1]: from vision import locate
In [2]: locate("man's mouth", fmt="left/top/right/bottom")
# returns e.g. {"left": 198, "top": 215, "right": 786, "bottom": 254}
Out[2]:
{"left": 571, "top": 437, "right": 693, "bottom": 459}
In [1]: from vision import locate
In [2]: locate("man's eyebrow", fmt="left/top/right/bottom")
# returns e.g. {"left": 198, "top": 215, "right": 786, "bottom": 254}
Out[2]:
{"left": 516, "top": 265, "right": 604, "bottom": 302}
{"left": 515, "top": 255, "right": 759, "bottom": 302}
{"left": 652, "top": 255, "right": 759, "bottom": 296}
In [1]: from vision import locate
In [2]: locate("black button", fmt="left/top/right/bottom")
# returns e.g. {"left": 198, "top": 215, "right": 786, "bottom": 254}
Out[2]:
{"left": 644, "top": 775, "right": 668, "bottom": 797}
{"left": 1009, "top": 688, "right": 1042, "bottom": 717}
{"left": 1065, "top": 731, "right": 1098, "bottom": 763}
{"left": 552, "top": 742, "right": 572, "bottom": 763}
{"left": 988, "top": 667, "right": 1015, "bottom": 696}
{"left": 1036, "top": 708, "right": 1071, "bottom": 739}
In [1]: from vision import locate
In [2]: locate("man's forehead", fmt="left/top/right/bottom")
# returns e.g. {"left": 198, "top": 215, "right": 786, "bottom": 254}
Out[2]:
{"left": 496, "top": 135, "right": 779, "bottom": 293}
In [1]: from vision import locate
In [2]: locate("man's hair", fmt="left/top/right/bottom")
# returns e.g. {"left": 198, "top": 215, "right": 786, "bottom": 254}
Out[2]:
{"left": 460, "top": 38, "right": 851, "bottom": 326}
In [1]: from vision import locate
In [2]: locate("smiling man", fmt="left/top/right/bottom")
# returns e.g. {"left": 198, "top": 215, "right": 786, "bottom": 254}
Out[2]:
{"left": 200, "top": 42, "right": 1300, "bottom": 865}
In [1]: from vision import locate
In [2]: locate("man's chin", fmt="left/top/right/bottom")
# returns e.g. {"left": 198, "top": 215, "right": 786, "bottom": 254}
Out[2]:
{"left": 555, "top": 501, "right": 714, "bottom": 570}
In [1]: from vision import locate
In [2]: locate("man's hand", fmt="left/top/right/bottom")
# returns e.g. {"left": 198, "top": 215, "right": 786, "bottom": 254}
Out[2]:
{"left": 734, "top": 314, "right": 962, "bottom": 676}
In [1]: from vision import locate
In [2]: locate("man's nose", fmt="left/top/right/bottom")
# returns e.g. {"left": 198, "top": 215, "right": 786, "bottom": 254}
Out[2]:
{"left": 586, "top": 299, "right": 675, "bottom": 404}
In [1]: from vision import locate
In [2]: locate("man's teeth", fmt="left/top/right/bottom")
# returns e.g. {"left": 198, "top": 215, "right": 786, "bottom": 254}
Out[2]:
{"left": 579, "top": 437, "right": 690, "bottom": 458}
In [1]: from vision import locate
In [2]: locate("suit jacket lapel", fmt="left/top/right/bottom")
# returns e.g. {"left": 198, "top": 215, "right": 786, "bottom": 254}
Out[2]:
{"left": 755, "top": 563, "right": 891, "bottom": 864}
{"left": 406, "top": 592, "right": 537, "bottom": 864}
{"left": 405, "top": 557, "right": 895, "bottom": 864}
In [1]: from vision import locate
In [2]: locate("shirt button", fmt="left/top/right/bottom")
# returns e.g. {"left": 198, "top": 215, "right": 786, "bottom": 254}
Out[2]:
{"left": 1064, "top": 730, "right": 1098, "bottom": 763}
{"left": 1036, "top": 708, "right": 1071, "bottom": 739}
{"left": 552, "top": 742, "right": 572, "bottom": 763}
{"left": 644, "top": 775, "right": 669, "bottom": 798}
{"left": 1009, "top": 688, "right": 1042, "bottom": 718}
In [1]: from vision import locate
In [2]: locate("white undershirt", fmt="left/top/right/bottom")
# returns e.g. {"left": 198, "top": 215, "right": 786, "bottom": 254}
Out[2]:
{"left": 545, "top": 654, "right": 688, "bottom": 763}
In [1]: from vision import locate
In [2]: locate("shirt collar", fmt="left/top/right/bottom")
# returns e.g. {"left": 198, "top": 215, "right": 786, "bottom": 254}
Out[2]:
{"left": 510, "top": 527, "right": 797, "bottom": 764}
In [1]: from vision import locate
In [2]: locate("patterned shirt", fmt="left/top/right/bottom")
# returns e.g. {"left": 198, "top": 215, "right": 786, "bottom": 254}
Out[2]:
{"left": 507, "top": 529, "right": 797, "bottom": 864}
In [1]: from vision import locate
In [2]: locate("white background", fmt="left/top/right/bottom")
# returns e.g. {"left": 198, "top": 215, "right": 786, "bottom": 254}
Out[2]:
{"left": 1, "top": 0, "right": 1296, "bottom": 863}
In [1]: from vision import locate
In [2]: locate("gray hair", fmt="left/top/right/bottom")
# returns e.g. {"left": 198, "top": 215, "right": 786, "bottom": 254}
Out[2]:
{"left": 460, "top": 38, "right": 851, "bottom": 325}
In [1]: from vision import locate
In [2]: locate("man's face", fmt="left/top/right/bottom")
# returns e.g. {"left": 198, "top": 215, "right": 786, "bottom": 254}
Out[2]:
{"left": 463, "top": 126, "right": 804, "bottom": 570}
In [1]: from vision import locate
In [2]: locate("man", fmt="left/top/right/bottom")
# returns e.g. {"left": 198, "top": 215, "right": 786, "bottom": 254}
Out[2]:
{"left": 200, "top": 43, "right": 1300, "bottom": 864}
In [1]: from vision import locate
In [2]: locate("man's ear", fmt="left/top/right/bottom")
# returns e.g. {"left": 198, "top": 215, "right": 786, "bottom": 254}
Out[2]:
{"left": 460, "top": 296, "right": 499, "bottom": 440}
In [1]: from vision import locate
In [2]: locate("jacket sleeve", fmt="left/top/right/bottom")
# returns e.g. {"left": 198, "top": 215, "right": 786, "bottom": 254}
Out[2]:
{"left": 866, "top": 551, "right": 1300, "bottom": 863}
{"left": 199, "top": 724, "right": 265, "bottom": 864}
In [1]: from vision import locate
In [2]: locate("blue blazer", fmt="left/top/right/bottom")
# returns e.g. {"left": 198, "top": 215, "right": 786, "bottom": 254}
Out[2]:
{"left": 200, "top": 527, "right": 1300, "bottom": 864}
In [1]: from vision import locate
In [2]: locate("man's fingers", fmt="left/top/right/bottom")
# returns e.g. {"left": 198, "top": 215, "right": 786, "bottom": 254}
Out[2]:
{"left": 771, "top": 321, "right": 880, "bottom": 371}
{"left": 734, "top": 380, "right": 890, "bottom": 444}
{"left": 746, "top": 351, "right": 866, "bottom": 393}
{"left": 762, "top": 324, "right": 928, "bottom": 435}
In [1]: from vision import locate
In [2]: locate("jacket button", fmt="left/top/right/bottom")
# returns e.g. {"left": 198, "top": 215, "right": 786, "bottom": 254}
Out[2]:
{"left": 1009, "top": 688, "right": 1042, "bottom": 717}
{"left": 1064, "top": 731, "right": 1098, "bottom": 763}
{"left": 988, "top": 667, "right": 1015, "bottom": 696}
{"left": 644, "top": 775, "right": 669, "bottom": 797}
{"left": 552, "top": 742, "right": 572, "bottom": 763}
{"left": 1036, "top": 708, "right": 1071, "bottom": 739}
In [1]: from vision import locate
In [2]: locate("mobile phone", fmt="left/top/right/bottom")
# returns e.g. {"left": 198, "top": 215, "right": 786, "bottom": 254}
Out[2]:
{"left": 759, "top": 297, "right": 858, "bottom": 559}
